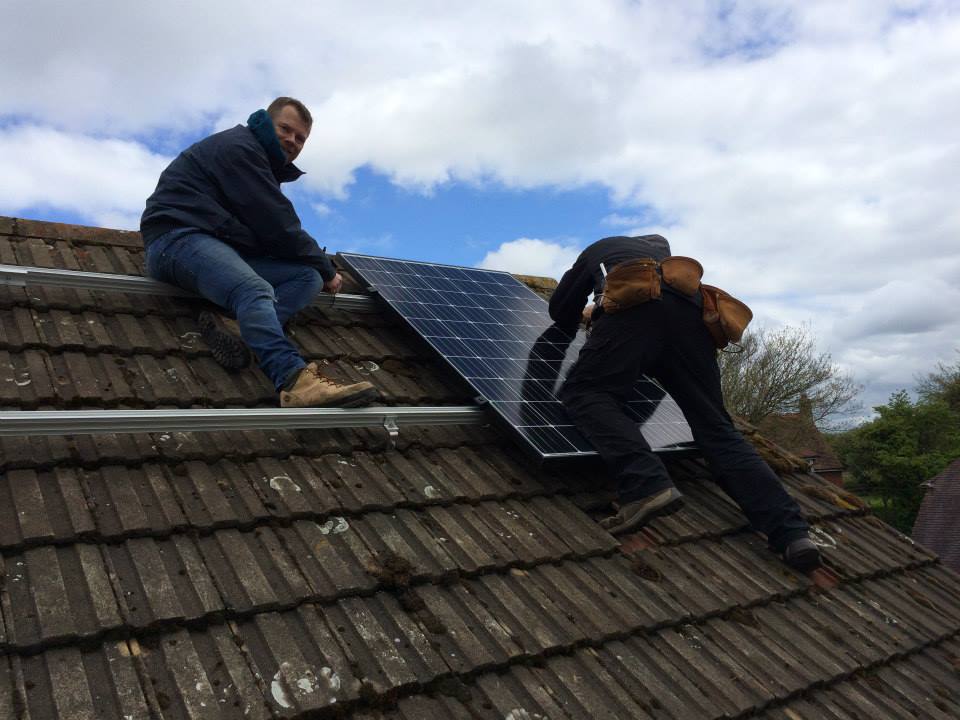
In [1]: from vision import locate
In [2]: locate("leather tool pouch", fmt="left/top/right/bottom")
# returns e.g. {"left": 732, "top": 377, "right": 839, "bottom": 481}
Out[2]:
{"left": 701, "top": 284, "right": 753, "bottom": 349}
{"left": 600, "top": 258, "right": 661, "bottom": 313}
{"left": 660, "top": 256, "right": 703, "bottom": 296}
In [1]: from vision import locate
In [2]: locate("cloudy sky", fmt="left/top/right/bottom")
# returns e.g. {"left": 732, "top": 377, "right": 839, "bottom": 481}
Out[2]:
{"left": 2, "top": 0, "right": 958, "bottom": 418}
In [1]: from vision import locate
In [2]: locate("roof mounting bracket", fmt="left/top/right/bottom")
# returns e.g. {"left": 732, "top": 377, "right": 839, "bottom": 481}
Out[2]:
{"left": 383, "top": 415, "right": 400, "bottom": 448}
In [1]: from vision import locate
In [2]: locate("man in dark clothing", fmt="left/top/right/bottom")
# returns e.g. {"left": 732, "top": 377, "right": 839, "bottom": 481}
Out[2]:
{"left": 551, "top": 235, "right": 821, "bottom": 571}
{"left": 141, "top": 97, "right": 376, "bottom": 408}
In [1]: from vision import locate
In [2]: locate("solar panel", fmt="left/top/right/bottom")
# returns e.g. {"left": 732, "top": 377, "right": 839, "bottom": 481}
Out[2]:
{"left": 339, "top": 253, "right": 695, "bottom": 460}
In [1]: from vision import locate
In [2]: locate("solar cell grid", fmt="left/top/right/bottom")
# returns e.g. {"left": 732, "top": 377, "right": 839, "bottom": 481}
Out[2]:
{"left": 340, "top": 253, "right": 694, "bottom": 460}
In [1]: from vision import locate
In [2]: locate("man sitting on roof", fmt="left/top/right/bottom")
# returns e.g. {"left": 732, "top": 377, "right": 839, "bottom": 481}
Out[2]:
{"left": 550, "top": 235, "right": 821, "bottom": 571}
{"left": 140, "top": 97, "right": 377, "bottom": 408}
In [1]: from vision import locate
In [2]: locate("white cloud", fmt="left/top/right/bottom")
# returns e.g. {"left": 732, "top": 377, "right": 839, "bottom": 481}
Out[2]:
{"left": 0, "top": 125, "right": 170, "bottom": 229}
{"left": 601, "top": 214, "right": 647, "bottom": 228}
{"left": 1, "top": 0, "right": 958, "bottom": 411}
{"left": 478, "top": 238, "right": 582, "bottom": 281}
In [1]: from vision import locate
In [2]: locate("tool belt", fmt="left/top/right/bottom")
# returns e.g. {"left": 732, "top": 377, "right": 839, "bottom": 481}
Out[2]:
{"left": 598, "top": 256, "right": 752, "bottom": 349}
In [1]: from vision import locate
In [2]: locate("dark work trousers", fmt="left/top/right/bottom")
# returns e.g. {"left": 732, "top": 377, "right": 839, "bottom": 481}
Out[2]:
{"left": 559, "top": 290, "right": 809, "bottom": 552}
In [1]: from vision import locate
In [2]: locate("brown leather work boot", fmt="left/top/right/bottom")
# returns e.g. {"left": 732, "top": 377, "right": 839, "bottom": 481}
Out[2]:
{"left": 280, "top": 362, "right": 378, "bottom": 408}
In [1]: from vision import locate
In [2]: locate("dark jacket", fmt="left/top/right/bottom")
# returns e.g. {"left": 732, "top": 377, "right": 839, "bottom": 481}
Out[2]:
{"left": 140, "top": 110, "right": 335, "bottom": 280}
{"left": 549, "top": 234, "right": 672, "bottom": 328}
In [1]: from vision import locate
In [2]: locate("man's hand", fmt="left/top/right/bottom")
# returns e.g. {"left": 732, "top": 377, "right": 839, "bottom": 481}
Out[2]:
{"left": 323, "top": 272, "right": 343, "bottom": 294}
{"left": 581, "top": 303, "right": 595, "bottom": 324}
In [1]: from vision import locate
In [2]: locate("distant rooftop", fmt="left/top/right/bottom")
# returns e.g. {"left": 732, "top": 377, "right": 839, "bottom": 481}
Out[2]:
{"left": 914, "top": 458, "right": 960, "bottom": 574}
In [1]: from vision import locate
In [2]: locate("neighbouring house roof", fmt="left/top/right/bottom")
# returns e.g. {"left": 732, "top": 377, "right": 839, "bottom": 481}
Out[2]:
{"left": 913, "top": 458, "right": 960, "bottom": 574}
{"left": 1, "top": 214, "right": 959, "bottom": 718}
{"left": 758, "top": 407, "right": 844, "bottom": 474}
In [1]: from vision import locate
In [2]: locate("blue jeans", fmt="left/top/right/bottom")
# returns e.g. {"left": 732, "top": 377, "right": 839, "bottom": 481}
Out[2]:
{"left": 145, "top": 230, "right": 323, "bottom": 390}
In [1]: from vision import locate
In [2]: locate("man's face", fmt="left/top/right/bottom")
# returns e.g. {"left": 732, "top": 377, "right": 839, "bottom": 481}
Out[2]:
{"left": 272, "top": 104, "right": 310, "bottom": 164}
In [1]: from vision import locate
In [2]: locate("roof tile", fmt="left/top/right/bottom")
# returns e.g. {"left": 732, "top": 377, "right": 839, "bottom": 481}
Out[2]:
{"left": 236, "top": 609, "right": 358, "bottom": 713}
{"left": 106, "top": 536, "right": 223, "bottom": 630}
{"left": 85, "top": 464, "right": 189, "bottom": 540}
{"left": 0, "top": 468, "right": 95, "bottom": 549}
{"left": 9, "top": 643, "right": 149, "bottom": 720}
{"left": 196, "top": 528, "right": 309, "bottom": 614}
{"left": 283, "top": 520, "right": 379, "bottom": 601}
{"left": 134, "top": 625, "right": 272, "bottom": 719}
{"left": 1, "top": 544, "right": 122, "bottom": 651}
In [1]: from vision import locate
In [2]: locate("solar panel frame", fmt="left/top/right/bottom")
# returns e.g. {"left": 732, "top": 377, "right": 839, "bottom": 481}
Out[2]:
{"left": 339, "top": 252, "right": 695, "bottom": 461}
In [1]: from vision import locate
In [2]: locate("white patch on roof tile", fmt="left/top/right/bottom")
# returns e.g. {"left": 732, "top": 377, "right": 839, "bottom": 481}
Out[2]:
{"left": 320, "top": 666, "right": 341, "bottom": 693}
{"left": 270, "top": 665, "right": 339, "bottom": 709}
{"left": 318, "top": 517, "right": 349, "bottom": 534}
{"left": 297, "top": 676, "right": 315, "bottom": 693}
{"left": 354, "top": 360, "right": 379, "bottom": 373}
{"left": 270, "top": 665, "right": 295, "bottom": 709}
{"left": 505, "top": 710, "right": 546, "bottom": 720}
{"left": 269, "top": 475, "right": 301, "bottom": 493}
{"left": 423, "top": 485, "right": 441, "bottom": 499}
{"left": 810, "top": 526, "right": 838, "bottom": 549}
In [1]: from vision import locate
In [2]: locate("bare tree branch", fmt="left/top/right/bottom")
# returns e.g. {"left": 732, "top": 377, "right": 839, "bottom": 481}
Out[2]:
{"left": 718, "top": 323, "right": 861, "bottom": 428}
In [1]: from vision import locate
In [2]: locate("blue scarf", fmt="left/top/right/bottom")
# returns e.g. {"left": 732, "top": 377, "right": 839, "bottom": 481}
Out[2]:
{"left": 247, "top": 109, "right": 287, "bottom": 170}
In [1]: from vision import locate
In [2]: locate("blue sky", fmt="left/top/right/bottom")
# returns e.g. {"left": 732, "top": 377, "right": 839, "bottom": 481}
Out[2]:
{"left": 297, "top": 168, "right": 626, "bottom": 265}
{"left": 2, "top": 0, "right": 959, "bottom": 420}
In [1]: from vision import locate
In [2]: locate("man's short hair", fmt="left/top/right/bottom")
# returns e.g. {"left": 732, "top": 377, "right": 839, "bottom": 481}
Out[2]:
{"left": 267, "top": 97, "right": 313, "bottom": 127}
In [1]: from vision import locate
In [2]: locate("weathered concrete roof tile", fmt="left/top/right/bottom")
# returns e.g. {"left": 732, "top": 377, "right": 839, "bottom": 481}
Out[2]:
{"left": 1, "top": 544, "right": 121, "bottom": 652}
{"left": 133, "top": 626, "right": 273, "bottom": 719}
{"left": 3, "top": 642, "right": 151, "bottom": 720}
{"left": 106, "top": 536, "right": 224, "bottom": 630}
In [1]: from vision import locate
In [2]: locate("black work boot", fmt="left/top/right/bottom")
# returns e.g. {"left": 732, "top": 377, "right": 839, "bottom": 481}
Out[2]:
{"left": 600, "top": 487, "right": 684, "bottom": 535}
{"left": 783, "top": 537, "right": 822, "bottom": 572}
{"left": 198, "top": 310, "right": 251, "bottom": 371}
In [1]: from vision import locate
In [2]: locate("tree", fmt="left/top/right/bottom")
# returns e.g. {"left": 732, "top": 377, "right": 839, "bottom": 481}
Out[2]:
{"left": 917, "top": 352, "right": 960, "bottom": 413}
{"left": 718, "top": 323, "right": 860, "bottom": 427}
{"left": 834, "top": 389, "right": 960, "bottom": 532}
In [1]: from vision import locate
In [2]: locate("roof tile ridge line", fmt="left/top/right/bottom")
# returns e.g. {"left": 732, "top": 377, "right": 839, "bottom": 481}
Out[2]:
{"left": 0, "top": 337, "right": 424, "bottom": 367}
{"left": 0, "top": 541, "right": 626, "bottom": 658}
{"left": 5, "top": 218, "right": 142, "bottom": 250}
{"left": 611, "top": 504, "right": 872, "bottom": 554}
{"left": 0, "top": 485, "right": 867, "bottom": 556}
{"left": 728, "top": 625, "right": 960, "bottom": 720}
{"left": 2, "top": 528, "right": 939, "bottom": 658}
{"left": 2, "top": 297, "right": 391, "bottom": 329}
{"left": 0, "top": 454, "right": 557, "bottom": 554}
{"left": 0, "top": 297, "right": 189, "bottom": 319}
{"left": 0, "top": 437, "right": 496, "bottom": 475}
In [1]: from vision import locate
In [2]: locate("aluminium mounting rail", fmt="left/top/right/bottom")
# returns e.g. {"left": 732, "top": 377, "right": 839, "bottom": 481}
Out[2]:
{"left": 0, "top": 406, "right": 487, "bottom": 446}
{"left": 0, "top": 263, "right": 378, "bottom": 313}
